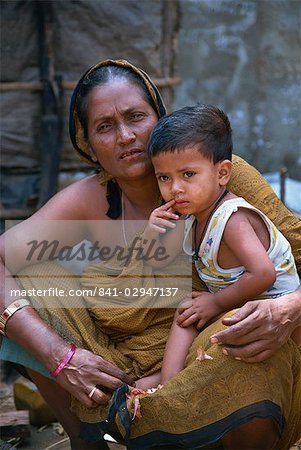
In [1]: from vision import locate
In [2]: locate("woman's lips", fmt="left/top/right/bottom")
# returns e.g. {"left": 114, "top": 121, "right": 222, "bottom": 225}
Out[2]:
{"left": 119, "top": 149, "right": 144, "bottom": 160}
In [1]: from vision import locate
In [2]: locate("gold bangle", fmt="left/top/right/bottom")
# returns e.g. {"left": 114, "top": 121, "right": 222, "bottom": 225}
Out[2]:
{"left": 0, "top": 299, "right": 31, "bottom": 336}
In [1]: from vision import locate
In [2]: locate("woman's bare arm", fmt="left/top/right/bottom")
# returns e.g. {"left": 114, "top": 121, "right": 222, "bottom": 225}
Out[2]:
{"left": 1, "top": 176, "right": 133, "bottom": 405}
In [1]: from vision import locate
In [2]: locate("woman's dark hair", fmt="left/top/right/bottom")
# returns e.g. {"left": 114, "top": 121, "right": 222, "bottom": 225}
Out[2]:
{"left": 69, "top": 59, "right": 166, "bottom": 220}
{"left": 148, "top": 104, "right": 233, "bottom": 163}
{"left": 77, "top": 65, "right": 159, "bottom": 139}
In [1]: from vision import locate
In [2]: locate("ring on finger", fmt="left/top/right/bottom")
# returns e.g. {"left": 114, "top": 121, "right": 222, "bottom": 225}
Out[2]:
{"left": 88, "top": 386, "right": 97, "bottom": 399}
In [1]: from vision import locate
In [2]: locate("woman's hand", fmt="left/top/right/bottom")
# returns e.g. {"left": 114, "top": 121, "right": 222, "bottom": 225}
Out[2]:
{"left": 56, "top": 347, "right": 134, "bottom": 408}
{"left": 5, "top": 306, "right": 134, "bottom": 409}
{"left": 210, "top": 291, "right": 301, "bottom": 362}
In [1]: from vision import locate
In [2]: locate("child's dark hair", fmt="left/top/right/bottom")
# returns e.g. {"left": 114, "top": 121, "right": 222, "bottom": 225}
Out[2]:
{"left": 147, "top": 103, "right": 233, "bottom": 163}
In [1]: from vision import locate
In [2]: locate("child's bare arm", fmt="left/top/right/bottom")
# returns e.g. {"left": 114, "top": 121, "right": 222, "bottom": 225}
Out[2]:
{"left": 142, "top": 200, "right": 184, "bottom": 268}
{"left": 212, "top": 210, "right": 276, "bottom": 310}
{"left": 177, "top": 210, "right": 277, "bottom": 331}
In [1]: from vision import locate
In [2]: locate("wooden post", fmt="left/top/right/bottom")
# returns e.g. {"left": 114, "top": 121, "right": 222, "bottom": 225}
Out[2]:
{"left": 160, "top": 0, "right": 180, "bottom": 112}
{"left": 35, "top": 0, "right": 63, "bottom": 208}
{"left": 280, "top": 166, "right": 287, "bottom": 205}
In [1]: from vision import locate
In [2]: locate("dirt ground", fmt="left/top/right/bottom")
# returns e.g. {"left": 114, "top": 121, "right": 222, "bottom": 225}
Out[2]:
{"left": 0, "top": 377, "right": 124, "bottom": 450}
{"left": 1, "top": 376, "right": 300, "bottom": 450}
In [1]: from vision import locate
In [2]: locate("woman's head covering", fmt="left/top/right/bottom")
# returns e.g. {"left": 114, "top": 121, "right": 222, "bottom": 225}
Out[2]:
{"left": 69, "top": 59, "right": 166, "bottom": 170}
{"left": 69, "top": 60, "right": 166, "bottom": 218}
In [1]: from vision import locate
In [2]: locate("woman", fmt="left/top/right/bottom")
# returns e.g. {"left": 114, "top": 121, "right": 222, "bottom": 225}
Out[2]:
{"left": 0, "top": 59, "right": 300, "bottom": 450}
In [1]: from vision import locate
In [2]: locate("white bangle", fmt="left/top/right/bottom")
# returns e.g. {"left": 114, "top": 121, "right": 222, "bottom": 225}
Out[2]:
{"left": 0, "top": 299, "right": 31, "bottom": 336}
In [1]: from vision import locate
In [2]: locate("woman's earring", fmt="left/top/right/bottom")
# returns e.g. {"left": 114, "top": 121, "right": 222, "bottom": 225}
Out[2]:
{"left": 88, "top": 148, "right": 98, "bottom": 163}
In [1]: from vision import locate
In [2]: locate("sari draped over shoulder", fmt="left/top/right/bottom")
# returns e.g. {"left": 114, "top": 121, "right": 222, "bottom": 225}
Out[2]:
{"left": 10, "top": 253, "right": 301, "bottom": 449}
{"left": 230, "top": 155, "right": 301, "bottom": 269}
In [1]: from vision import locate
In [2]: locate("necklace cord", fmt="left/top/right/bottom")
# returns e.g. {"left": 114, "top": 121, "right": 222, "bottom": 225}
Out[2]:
{"left": 121, "top": 191, "right": 128, "bottom": 247}
{"left": 193, "top": 189, "right": 229, "bottom": 261}
{"left": 121, "top": 191, "right": 162, "bottom": 248}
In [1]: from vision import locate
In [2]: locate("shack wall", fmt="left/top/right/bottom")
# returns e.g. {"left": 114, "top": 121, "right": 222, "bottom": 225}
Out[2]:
{"left": 174, "top": 0, "right": 301, "bottom": 180}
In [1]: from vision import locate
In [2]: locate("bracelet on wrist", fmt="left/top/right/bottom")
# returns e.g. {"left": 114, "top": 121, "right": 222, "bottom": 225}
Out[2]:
{"left": 50, "top": 343, "right": 76, "bottom": 378}
{"left": 0, "top": 299, "right": 31, "bottom": 336}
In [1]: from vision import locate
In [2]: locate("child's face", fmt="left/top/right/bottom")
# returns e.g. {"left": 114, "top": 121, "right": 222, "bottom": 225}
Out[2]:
{"left": 152, "top": 146, "right": 230, "bottom": 219}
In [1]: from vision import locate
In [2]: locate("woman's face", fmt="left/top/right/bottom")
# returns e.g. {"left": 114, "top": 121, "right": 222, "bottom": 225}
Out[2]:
{"left": 85, "top": 79, "right": 159, "bottom": 181}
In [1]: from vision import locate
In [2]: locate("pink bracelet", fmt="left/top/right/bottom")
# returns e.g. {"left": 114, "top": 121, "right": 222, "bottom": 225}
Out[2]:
{"left": 50, "top": 344, "right": 76, "bottom": 378}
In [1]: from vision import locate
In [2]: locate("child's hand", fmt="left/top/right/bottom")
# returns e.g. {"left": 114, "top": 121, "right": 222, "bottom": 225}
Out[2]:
{"left": 176, "top": 291, "right": 224, "bottom": 330}
{"left": 144, "top": 200, "right": 179, "bottom": 241}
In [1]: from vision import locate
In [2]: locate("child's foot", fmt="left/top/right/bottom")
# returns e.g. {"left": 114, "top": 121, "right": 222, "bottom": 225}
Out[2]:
{"left": 135, "top": 371, "right": 161, "bottom": 390}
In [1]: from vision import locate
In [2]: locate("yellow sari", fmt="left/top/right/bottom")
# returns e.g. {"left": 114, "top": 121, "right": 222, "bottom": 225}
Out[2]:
{"left": 13, "top": 155, "right": 300, "bottom": 449}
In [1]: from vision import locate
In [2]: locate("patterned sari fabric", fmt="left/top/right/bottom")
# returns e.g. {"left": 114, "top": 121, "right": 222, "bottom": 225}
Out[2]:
{"left": 128, "top": 322, "right": 301, "bottom": 450}
{"left": 229, "top": 155, "right": 301, "bottom": 269}
{"left": 13, "top": 251, "right": 301, "bottom": 449}
{"left": 10, "top": 155, "right": 301, "bottom": 448}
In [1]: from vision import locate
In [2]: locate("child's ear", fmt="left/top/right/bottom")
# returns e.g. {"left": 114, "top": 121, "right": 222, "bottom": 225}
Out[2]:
{"left": 218, "top": 160, "right": 232, "bottom": 186}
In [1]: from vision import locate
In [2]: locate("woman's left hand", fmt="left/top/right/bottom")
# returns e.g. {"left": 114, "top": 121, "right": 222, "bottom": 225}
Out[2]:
{"left": 210, "top": 295, "right": 300, "bottom": 362}
{"left": 55, "top": 347, "right": 134, "bottom": 408}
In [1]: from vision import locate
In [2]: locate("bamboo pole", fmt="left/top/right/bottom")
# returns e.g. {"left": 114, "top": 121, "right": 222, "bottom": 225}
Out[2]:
{"left": 0, "top": 208, "right": 35, "bottom": 220}
{"left": 0, "top": 77, "right": 181, "bottom": 92}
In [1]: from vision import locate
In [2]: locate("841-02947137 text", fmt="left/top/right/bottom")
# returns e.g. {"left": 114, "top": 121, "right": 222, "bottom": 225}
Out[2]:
{"left": 97, "top": 287, "right": 179, "bottom": 297}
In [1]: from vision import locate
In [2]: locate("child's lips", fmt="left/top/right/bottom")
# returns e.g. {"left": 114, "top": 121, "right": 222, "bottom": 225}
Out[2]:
{"left": 174, "top": 200, "right": 189, "bottom": 208}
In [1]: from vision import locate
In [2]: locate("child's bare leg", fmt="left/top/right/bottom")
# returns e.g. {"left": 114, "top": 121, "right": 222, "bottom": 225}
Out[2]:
{"left": 161, "top": 313, "right": 199, "bottom": 384}
{"left": 135, "top": 371, "right": 161, "bottom": 390}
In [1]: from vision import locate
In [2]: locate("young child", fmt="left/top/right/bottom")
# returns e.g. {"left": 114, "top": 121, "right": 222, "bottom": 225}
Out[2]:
{"left": 140, "top": 104, "right": 300, "bottom": 386}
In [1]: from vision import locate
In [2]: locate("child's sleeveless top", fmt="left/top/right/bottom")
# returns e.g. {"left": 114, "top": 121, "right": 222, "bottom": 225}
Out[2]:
{"left": 183, "top": 197, "right": 300, "bottom": 298}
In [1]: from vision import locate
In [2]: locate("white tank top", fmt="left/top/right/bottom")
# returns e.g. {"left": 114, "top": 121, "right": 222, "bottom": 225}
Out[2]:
{"left": 183, "top": 197, "right": 300, "bottom": 298}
